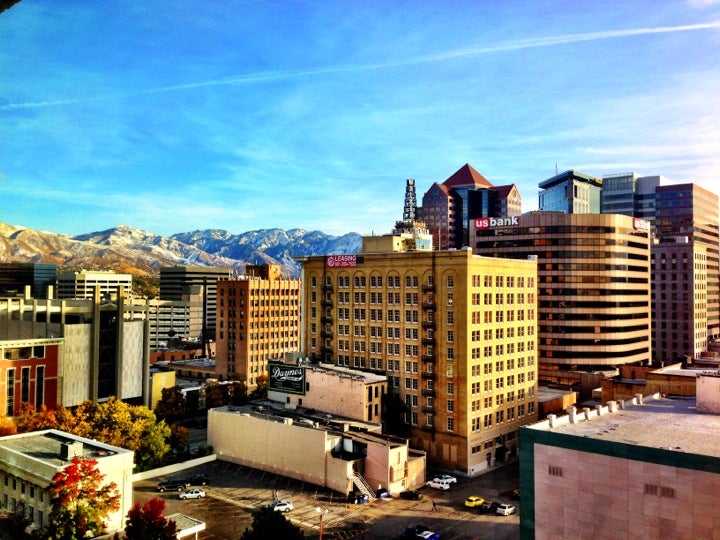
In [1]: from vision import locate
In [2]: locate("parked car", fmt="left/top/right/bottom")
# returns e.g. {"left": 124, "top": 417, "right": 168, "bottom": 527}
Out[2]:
{"left": 399, "top": 490, "right": 423, "bottom": 500}
{"left": 464, "top": 495, "right": 485, "bottom": 508}
{"left": 179, "top": 488, "right": 205, "bottom": 500}
{"left": 402, "top": 525, "right": 438, "bottom": 539}
{"left": 479, "top": 501, "right": 500, "bottom": 514}
{"left": 496, "top": 503, "right": 516, "bottom": 516}
{"left": 182, "top": 473, "right": 211, "bottom": 486}
{"left": 269, "top": 500, "right": 294, "bottom": 512}
{"left": 157, "top": 479, "right": 188, "bottom": 492}
{"left": 425, "top": 479, "right": 451, "bottom": 490}
{"left": 431, "top": 474, "right": 457, "bottom": 484}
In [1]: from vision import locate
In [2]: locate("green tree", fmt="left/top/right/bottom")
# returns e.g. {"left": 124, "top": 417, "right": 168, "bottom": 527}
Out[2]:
{"left": 48, "top": 457, "right": 120, "bottom": 540}
{"left": 240, "top": 506, "right": 303, "bottom": 540}
{"left": 124, "top": 498, "right": 177, "bottom": 540}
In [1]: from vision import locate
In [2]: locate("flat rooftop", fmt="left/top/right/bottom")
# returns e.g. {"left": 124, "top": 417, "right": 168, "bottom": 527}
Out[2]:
{"left": 527, "top": 395, "right": 720, "bottom": 457}
{"left": 0, "top": 429, "right": 130, "bottom": 467}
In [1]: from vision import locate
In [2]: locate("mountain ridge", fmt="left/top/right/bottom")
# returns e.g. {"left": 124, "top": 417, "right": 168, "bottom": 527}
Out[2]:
{"left": 0, "top": 222, "right": 363, "bottom": 276}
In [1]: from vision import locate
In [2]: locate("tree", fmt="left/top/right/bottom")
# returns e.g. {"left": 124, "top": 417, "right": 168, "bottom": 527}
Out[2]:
{"left": 154, "top": 386, "right": 187, "bottom": 424}
{"left": 15, "top": 402, "right": 57, "bottom": 433}
{"left": 229, "top": 380, "right": 248, "bottom": 406}
{"left": 0, "top": 504, "right": 32, "bottom": 539}
{"left": 0, "top": 415, "right": 17, "bottom": 436}
{"left": 168, "top": 423, "right": 189, "bottom": 454}
{"left": 204, "top": 382, "right": 229, "bottom": 409}
{"left": 240, "top": 506, "right": 303, "bottom": 540}
{"left": 248, "top": 374, "right": 269, "bottom": 401}
{"left": 48, "top": 457, "right": 120, "bottom": 540}
{"left": 124, "top": 498, "right": 177, "bottom": 540}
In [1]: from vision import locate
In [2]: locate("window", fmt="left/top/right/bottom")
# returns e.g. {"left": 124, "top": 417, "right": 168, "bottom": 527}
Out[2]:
{"left": 447, "top": 400, "right": 454, "bottom": 412}
{"left": 447, "top": 418, "right": 454, "bottom": 432}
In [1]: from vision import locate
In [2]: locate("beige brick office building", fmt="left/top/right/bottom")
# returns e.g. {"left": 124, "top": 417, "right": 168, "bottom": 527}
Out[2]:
{"left": 215, "top": 265, "right": 301, "bottom": 384}
{"left": 297, "top": 245, "right": 539, "bottom": 475}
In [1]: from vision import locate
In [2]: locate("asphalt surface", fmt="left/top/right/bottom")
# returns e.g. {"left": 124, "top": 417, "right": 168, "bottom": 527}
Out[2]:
{"left": 134, "top": 460, "right": 521, "bottom": 539}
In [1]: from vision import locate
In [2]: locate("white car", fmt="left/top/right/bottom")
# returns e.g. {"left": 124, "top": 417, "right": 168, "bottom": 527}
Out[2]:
{"left": 425, "top": 479, "right": 451, "bottom": 490}
{"left": 432, "top": 474, "right": 457, "bottom": 484}
{"left": 496, "top": 503, "right": 516, "bottom": 516}
{"left": 270, "top": 500, "right": 294, "bottom": 512}
{"left": 179, "top": 488, "right": 205, "bottom": 500}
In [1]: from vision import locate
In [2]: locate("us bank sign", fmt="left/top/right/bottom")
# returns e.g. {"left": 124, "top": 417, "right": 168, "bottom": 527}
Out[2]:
{"left": 475, "top": 216, "right": 519, "bottom": 229}
{"left": 268, "top": 361, "right": 306, "bottom": 395}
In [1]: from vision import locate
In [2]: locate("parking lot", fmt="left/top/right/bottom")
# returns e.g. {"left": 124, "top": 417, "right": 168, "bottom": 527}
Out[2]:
{"left": 133, "top": 460, "right": 521, "bottom": 539}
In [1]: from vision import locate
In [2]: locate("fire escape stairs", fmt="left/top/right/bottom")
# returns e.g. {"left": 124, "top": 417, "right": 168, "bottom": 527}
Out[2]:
{"left": 351, "top": 471, "right": 376, "bottom": 501}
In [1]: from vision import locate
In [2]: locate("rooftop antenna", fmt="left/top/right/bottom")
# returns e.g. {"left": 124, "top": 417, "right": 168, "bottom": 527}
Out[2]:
{"left": 555, "top": 162, "right": 558, "bottom": 175}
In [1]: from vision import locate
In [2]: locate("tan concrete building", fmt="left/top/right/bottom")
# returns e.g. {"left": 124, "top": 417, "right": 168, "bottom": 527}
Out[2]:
{"left": 520, "top": 394, "right": 720, "bottom": 540}
{"left": 56, "top": 270, "right": 132, "bottom": 301}
{"left": 0, "top": 429, "right": 134, "bottom": 534}
{"left": 268, "top": 361, "right": 386, "bottom": 424}
{"left": 215, "top": 265, "right": 301, "bottom": 383}
{"left": 298, "top": 246, "right": 539, "bottom": 475}
{"left": 208, "top": 404, "right": 425, "bottom": 498}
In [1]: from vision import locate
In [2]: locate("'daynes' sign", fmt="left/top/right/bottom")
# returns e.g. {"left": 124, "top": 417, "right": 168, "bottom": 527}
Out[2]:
{"left": 268, "top": 361, "right": 306, "bottom": 395}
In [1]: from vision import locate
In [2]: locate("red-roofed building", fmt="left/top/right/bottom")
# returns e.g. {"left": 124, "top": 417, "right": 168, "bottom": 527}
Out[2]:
{"left": 419, "top": 164, "right": 522, "bottom": 249}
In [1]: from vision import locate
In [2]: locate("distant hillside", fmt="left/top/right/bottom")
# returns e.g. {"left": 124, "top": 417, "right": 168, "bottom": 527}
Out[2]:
{"left": 0, "top": 222, "right": 363, "bottom": 276}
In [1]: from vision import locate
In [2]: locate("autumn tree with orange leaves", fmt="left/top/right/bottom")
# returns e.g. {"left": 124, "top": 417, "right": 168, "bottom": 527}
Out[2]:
{"left": 48, "top": 457, "right": 120, "bottom": 540}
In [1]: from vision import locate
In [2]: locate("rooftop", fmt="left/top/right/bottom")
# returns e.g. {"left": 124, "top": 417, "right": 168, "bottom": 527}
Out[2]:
{"left": 0, "top": 429, "right": 131, "bottom": 467}
{"left": 526, "top": 394, "right": 720, "bottom": 457}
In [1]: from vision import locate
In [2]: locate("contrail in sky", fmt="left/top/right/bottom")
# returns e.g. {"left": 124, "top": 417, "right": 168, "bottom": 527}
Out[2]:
{"left": 2, "top": 21, "right": 720, "bottom": 111}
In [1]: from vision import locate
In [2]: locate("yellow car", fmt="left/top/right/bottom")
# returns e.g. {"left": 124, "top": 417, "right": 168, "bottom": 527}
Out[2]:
{"left": 464, "top": 495, "right": 486, "bottom": 508}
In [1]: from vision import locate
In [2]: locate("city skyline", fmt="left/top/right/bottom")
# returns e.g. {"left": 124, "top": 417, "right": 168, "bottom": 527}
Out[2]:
{"left": 1, "top": 1, "right": 719, "bottom": 237}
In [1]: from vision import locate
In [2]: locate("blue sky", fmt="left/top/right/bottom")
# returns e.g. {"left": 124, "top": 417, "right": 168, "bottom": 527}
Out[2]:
{"left": 1, "top": 1, "right": 719, "bottom": 237}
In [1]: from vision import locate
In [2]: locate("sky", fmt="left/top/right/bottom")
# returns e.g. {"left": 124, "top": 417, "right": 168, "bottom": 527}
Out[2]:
{"left": 1, "top": 1, "right": 720, "bottom": 238}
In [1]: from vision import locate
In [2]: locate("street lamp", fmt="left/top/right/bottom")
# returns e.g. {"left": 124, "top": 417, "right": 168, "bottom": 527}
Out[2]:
{"left": 315, "top": 507, "right": 328, "bottom": 540}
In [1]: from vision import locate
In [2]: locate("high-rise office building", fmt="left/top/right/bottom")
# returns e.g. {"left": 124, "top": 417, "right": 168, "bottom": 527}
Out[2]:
{"left": 538, "top": 170, "right": 602, "bottom": 214}
{"left": 159, "top": 266, "right": 234, "bottom": 340}
{"left": 419, "top": 164, "right": 521, "bottom": 250}
{"left": 654, "top": 183, "right": 720, "bottom": 341}
{"left": 0, "top": 262, "right": 57, "bottom": 299}
{"left": 215, "top": 264, "right": 301, "bottom": 383}
{"left": 600, "top": 173, "right": 663, "bottom": 220}
{"left": 651, "top": 241, "right": 707, "bottom": 363}
{"left": 298, "top": 243, "right": 539, "bottom": 474}
{"left": 472, "top": 212, "right": 652, "bottom": 389}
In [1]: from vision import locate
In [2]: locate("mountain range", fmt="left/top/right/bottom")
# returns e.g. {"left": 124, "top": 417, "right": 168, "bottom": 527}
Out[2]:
{"left": 0, "top": 222, "right": 363, "bottom": 277}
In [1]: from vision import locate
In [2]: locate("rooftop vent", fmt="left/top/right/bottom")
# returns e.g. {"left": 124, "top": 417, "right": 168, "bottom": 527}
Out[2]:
{"left": 60, "top": 441, "right": 83, "bottom": 460}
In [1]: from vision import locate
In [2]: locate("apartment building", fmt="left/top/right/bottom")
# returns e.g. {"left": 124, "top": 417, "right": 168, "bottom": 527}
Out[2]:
{"left": 472, "top": 212, "right": 652, "bottom": 390}
{"left": 298, "top": 246, "right": 539, "bottom": 475}
{"left": 215, "top": 264, "right": 301, "bottom": 383}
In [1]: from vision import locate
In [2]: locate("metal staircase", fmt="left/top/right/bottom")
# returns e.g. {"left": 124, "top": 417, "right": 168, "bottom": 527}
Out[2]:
{"left": 351, "top": 472, "right": 376, "bottom": 501}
